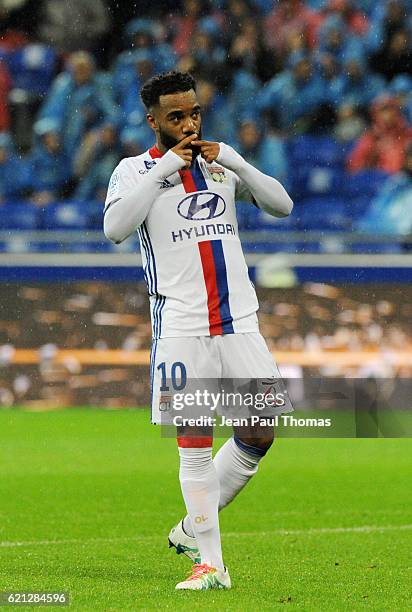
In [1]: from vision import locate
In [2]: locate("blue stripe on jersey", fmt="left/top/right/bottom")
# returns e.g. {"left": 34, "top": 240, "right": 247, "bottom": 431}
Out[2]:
{"left": 156, "top": 295, "right": 166, "bottom": 339}
{"left": 142, "top": 222, "right": 158, "bottom": 288}
{"left": 138, "top": 226, "right": 160, "bottom": 336}
{"left": 152, "top": 294, "right": 165, "bottom": 339}
{"left": 191, "top": 158, "right": 208, "bottom": 190}
{"left": 138, "top": 227, "right": 154, "bottom": 295}
{"left": 211, "top": 239, "right": 234, "bottom": 334}
{"left": 141, "top": 221, "right": 167, "bottom": 339}
{"left": 137, "top": 228, "right": 150, "bottom": 289}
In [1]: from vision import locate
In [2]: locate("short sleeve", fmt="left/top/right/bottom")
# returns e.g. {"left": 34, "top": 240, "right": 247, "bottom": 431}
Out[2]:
{"left": 104, "top": 159, "right": 140, "bottom": 212}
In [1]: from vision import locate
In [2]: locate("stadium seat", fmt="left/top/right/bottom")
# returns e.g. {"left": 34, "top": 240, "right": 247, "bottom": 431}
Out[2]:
{"left": 295, "top": 197, "right": 349, "bottom": 231}
{"left": 343, "top": 196, "right": 373, "bottom": 219}
{"left": 350, "top": 242, "right": 402, "bottom": 254}
{"left": 29, "top": 241, "right": 67, "bottom": 252}
{"left": 291, "top": 165, "right": 345, "bottom": 199}
{"left": 254, "top": 208, "right": 298, "bottom": 231}
{"left": 7, "top": 44, "right": 57, "bottom": 96}
{"left": 288, "top": 136, "right": 348, "bottom": 168}
{"left": 86, "top": 201, "right": 106, "bottom": 230}
{"left": 242, "top": 240, "right": 299, "bottom": 254}
{"left": 40, "top": 201, "right": 89, "bottom": 230}
{"left": 0, "top": 201, "right": 38, "bottom": 229}
{"left": 343, "top": 170, "right": 390, "bottom": 200}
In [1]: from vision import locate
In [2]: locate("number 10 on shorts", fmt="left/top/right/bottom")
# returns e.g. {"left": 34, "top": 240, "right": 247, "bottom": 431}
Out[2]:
{"left": 157, "top": 361, "right": 187, "bottom": 392}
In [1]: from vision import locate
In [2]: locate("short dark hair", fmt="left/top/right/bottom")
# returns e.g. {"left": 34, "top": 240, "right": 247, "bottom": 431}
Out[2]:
{"left": 140, "top": 71, "right": 196, "bottom": 110}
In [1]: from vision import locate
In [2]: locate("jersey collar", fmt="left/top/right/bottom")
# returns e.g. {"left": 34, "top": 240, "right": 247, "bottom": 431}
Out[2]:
{"left": 149, "top": 145, "right": 164, "bottom": 158}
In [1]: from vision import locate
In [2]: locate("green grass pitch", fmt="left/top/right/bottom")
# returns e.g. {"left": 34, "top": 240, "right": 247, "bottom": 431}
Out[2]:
{"left": 0, "top": 408, "right": 411, "bottom": 610}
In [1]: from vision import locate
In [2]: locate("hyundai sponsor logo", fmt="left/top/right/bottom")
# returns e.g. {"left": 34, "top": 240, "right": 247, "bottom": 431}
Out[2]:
{"left": 177, "top": 192, "right": 226, "bottom": 221}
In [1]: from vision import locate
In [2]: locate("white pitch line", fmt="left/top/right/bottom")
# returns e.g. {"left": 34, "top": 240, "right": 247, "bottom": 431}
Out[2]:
{"left": 0, "top": 525, "right": 411, "bottom": 549}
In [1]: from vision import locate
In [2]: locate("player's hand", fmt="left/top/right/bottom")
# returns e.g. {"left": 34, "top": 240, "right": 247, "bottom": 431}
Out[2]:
{"left": 191, "top": 140, "right": 220, "bottom": 163}
{"left": 171, "top": 134, "right": 198, "bottom": 168}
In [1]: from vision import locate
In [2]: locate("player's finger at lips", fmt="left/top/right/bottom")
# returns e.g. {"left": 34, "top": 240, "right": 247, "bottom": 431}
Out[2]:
{"left": 181, "top": 134, "right": 198, "bottom": 145}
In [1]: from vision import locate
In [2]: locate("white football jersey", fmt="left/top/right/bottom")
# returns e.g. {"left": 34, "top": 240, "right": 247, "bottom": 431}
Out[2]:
{"left": 105, "top": 145, "right": 259, "bottom": 338}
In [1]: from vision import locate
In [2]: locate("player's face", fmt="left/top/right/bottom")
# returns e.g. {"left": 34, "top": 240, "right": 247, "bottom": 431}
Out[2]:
{"left": 148, "top": 89, "right": 202, "bottom": 152}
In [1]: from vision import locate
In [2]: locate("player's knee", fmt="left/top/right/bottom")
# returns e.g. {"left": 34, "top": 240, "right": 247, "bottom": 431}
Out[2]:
{"left": 236, "top": 431, "right": 275, "bottom": 453}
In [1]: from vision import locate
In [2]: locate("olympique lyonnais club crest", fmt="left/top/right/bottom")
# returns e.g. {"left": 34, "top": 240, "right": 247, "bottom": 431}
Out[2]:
{"left": 159, "top": 395, "right": 172, "bottom": 412}
{"left": 208, "top": 165, "right": 227, "bottom": 183}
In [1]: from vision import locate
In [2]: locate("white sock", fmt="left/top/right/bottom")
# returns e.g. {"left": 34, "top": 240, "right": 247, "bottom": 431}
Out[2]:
{"left": 178, "top": 445, "right": 224, "bottom": 570}
{"left": 183, "top": 437, "right": 266, "bottom": 538}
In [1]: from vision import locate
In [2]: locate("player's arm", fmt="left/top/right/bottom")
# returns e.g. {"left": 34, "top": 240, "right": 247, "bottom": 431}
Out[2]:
{"left": 104, "top": 135, "right": 196, "bottom": 244}
{"left": 192, "top": 139, "right": 293, "bottom": 218}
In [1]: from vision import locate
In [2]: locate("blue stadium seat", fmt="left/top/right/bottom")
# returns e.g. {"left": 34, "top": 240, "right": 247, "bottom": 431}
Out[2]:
{"left": 86, "top": 201, "right": 104, "bottom": 229}
{"left": 288, "top": 136, "right": 348, "bottom": 168}
{"left": 0, "top": 201, "right": 38, "bottom": 229}
{"left": 350, "top": 242, "right": 402, "bottom": 254}
{"left": 291, "top": 165, "right": 345, "bottom": 199}
{"left": 29, "top": 241, "right": 66, "bottom": 252}
{"left": 237, "top": 202, "right": 297, "bottom": 231}
{"left": 7, "top": 44, "right": 56, "bottom": 96}
{"left": 295, "top": 197, "right": 349, "bottom": 231}
{"left": 41, "top": 202, "right": 89, "bottom": 230}
{"left": 343, "top": 196, "right": 373, "bottom": 219}
{"left": 343, "top": 170, "right": 390, "bottom": 200}
{"left": 254, "top": 208, "right": 298, "bottom": 231}
{"left": 242, "top": 241, "right": 299, "bottom": 254}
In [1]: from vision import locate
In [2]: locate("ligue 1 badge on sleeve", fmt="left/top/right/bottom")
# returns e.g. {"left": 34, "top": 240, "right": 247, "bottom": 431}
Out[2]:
{"left": 107, "top": 171, "right": 119, "bottom": 198}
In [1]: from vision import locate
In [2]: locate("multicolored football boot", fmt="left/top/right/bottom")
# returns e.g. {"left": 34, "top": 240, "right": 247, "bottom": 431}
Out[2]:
{"left": 168, "top": 520, "right": 200, "bottom": 564}
{"left": 175, "top": 563, "right": 231, "bottom": 590}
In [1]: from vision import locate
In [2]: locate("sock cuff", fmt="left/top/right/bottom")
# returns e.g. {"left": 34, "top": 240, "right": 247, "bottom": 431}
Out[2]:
{"left": 177, "top": 435, "right": 213, "bottom": 448}
{"left": 233, "top": 436, "right": 268, "bottom": 457}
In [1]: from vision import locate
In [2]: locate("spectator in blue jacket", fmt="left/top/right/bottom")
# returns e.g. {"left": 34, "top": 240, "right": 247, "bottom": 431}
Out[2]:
{"left": 113, "top": 18, "right": 176, "bottom": 101}
{"left": 329, "top": 53, "right": 385, "bottom": 109}
{"left": 73, "top": 123, "right": 121, "bottom": 202}
{"left": 227, "top": 68, "right": 262, "bottom": 127}
{"left": 236, "top": 118, "right": 289, "bottom": 187}
{"left": 38, "top": 51, "right": 120, "bottom": 160}
{"left": 119, "top": 50, "right": 155, "bottom": 141}
{"left": 125, "top": 18, "right": 176, "bottom": 73}
{"left": 28, "top": 118, "right": 71, "bottom": 205}
{"left": 119, "top": 126, "right": 146, "bottom": 158}
{"left": 195, "top": 77, "right": 236, "bottom": 144}
{"left": 0, "top": 132, "right": 28, "bottom": 203}
{"left": 367, "top": 0, "right": 412, "bottom": 56}
{"left": 356, "top": 142, "right": 412, "bottom": 236}
{"left": 318, "top": 14, "right": 366, "bottom": 64}
{"left": 316, "top": 51, "right": 341, "bottom": 103}
{"left": 257, "top": 51, "right": 328, "bottom": 133}
{"left": 389, "top": 74, "right": 412, "bottom": 123}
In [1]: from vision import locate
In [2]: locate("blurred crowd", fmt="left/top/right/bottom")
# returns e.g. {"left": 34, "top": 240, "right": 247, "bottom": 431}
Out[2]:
{"left": 0, "top": 281, "right": 410, "bottom": 407}
{"left": 0, "top": 0, "right": 411, "bottom": 233}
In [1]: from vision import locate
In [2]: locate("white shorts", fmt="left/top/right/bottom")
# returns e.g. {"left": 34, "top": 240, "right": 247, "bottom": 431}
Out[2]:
{"left": 150, "top": 332, "right": 293, "bottom": 425}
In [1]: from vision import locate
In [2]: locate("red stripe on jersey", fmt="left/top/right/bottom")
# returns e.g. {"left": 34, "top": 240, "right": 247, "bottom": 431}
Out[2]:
{"left": 149, "top": 145, "right": 163, "bottom": 158}
{"left": 177, "top": 436, "right": 213, "bottom": 448}
{"left": 178, "top": 168, "right": 197, "bottom": 193}
{"left": 198, "top": 240, "right": 223, "bottom": 336}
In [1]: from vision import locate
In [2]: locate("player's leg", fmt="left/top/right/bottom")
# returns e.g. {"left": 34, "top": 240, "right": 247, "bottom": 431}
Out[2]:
{"left": 180, "top": 332, "right": 283, "bottom": 535}
{"left": 181, "top": 423, "right": 274, "bottom": 539}
{"left": 214, "top": 421, "right": 274, "bottom": 511}
{"left": 176, "top": 423, "right": 223, "bottom": 570}
{"left": 152, "top": 336, "right": 230, "bottom": 588}
{"left": 214, "top": 332, "right": 286, "bottom": 511}
{"left": 176, "top": 423, "right": 231, "bottom": 590}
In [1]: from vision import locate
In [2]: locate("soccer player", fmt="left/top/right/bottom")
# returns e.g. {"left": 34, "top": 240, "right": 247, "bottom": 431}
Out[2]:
{"left": 104, "top": 71, "right": 294, "bottom": 591}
